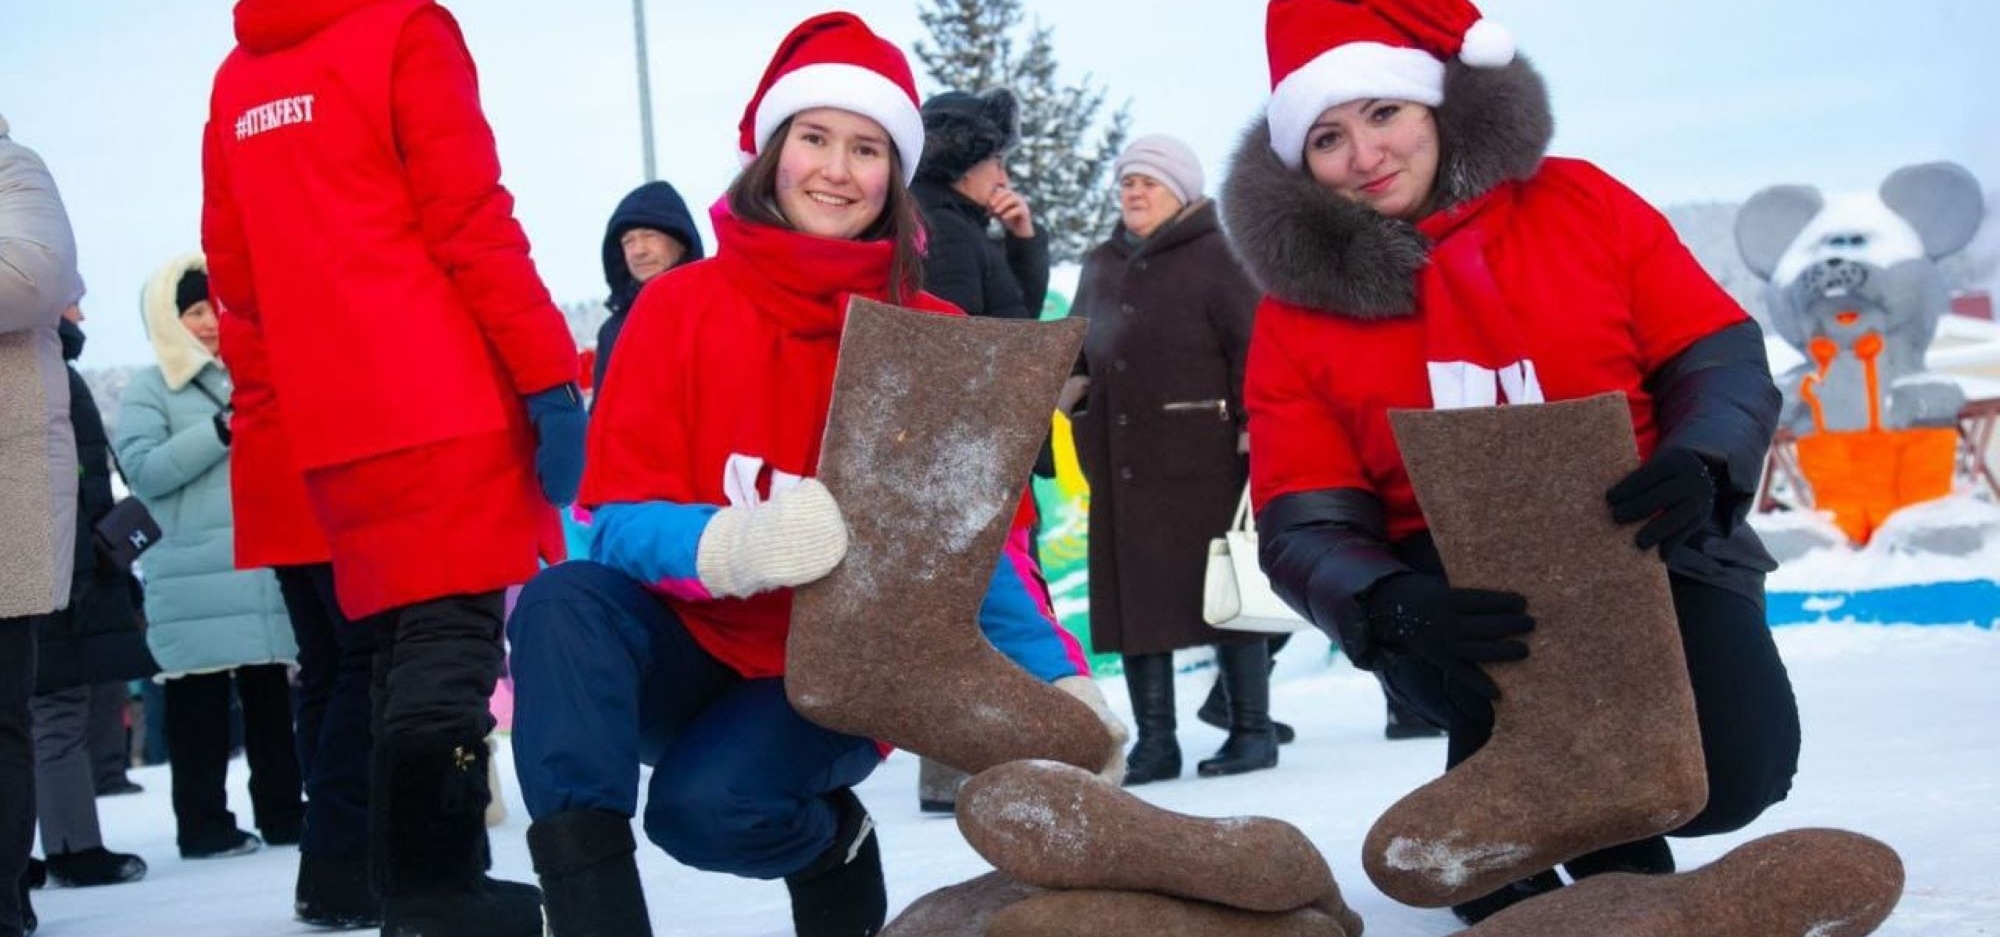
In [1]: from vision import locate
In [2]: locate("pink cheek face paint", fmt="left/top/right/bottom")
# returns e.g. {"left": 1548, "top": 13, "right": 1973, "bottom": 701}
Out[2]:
{"left": 777, "top": 169, "right": 798, "bottom": 191}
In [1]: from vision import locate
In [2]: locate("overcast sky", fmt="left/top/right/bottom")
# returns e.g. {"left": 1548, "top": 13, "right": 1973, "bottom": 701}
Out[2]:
{"left": 4, "top": 0, "right": 1994, "bottom": 367}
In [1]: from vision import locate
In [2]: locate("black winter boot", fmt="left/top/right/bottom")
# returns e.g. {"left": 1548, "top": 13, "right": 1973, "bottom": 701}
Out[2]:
{"left": 19, "top": 858, "right": 38, "bottom": 935}
{"left": 784, "top": 789, "right": 885, "bottom": 937}
{"left": 1384, "top": 693, "right": 1447, "bottom": 740}
{"left": 44, "top": 847, "right": 147, "bottom": 887}
{"left": 1119, "top": 654, "right": 1180, "bottom": 786}
{"left": 1197, "top": 663, "right": 1296, "bottom": 744}
{"left": 1450, "top": 869, "right": 1563, "bottom": 925}
{"left": 1196, "top": 641, "right": 1279, "bottom": 777}
{"left": 295, "top": 852, "right": 380, "bottom": 929}
{"left": 1564, "top": 834, "right": 1675, "bottom": 880}
{"left": 374, "top": 734, "right": 543, "bottom": 937}
{"left": 528, "top": 809, "right": 652, "bottom": 937}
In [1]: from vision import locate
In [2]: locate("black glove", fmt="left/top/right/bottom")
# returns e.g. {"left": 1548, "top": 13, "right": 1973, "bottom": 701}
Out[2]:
{"left": 1607, "top": 447, "right": 1716, "bottom": 557}
{"left": 1364, "top": 572, "right": 1533, "bottom": 724}
{"left": 212, "top": 409, "right": 233, "bottom": 446}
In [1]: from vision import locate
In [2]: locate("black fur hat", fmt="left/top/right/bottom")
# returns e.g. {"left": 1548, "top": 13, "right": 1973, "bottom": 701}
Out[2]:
{"left": 915, "top": 88, "right": 1019, "bottom": 185}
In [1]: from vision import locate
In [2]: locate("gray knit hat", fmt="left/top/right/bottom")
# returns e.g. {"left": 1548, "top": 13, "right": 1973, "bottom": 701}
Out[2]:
{"left": 1113, "top": 134, "right": 1203, "bottom": 206}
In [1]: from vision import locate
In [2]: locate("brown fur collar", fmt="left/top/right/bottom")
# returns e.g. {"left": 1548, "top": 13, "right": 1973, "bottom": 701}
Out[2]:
{"left": 1221, "top": 58, "right": 1555, "bottom": 318}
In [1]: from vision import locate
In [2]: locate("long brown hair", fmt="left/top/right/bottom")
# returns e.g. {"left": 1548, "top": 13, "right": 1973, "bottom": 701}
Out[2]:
{"left": 726, "top": 116, "right": 926, "bottom": 303}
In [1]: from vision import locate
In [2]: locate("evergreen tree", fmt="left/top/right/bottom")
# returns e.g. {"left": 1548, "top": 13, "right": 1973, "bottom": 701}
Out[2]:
{"left": 914, "top": 0, "right": 1129, "bottom": 266}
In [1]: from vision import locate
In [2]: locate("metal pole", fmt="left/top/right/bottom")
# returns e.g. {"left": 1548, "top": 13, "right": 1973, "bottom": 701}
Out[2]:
{"left": 632, "top": 0, "right": 658, "bottom": 182}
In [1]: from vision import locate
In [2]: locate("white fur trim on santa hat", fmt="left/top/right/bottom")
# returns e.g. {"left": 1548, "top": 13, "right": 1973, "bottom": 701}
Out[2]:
{"left": 1266, "top": 42, "right": 1445, "bottom": 170}
{"left": 1459, "top": 19, "right": 1515, "bottom": 68}
{"left": 751, "top": 62, "right": 924, "bottom": 184}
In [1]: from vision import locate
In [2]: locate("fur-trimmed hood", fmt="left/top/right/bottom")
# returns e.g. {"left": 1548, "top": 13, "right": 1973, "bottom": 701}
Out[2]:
{"left": 1221, "top": 58, "right": 1554, "bottom": 318}
{"left": 140, "top": 253, "right": 217, "bottom": 390}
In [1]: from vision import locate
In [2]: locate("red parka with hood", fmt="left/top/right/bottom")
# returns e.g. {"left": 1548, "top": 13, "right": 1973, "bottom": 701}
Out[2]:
{"left": 203, "top": 0, "right": 575, "bottom": 616}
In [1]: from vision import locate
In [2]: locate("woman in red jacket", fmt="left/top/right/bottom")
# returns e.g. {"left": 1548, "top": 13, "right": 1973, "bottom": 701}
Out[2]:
{"left": 1223, "top": 0, "right": 1802, "bottom": 925}
{"left": 201, "top": 1, "right": 586, "bottom": 934}
{"left": 506, "top": 14, "right": 1109, "bottom": 937}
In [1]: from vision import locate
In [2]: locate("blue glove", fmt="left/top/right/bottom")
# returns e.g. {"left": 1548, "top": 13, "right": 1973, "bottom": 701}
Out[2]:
{"left": 524, "top": 384, "right": 587, "bottom": 506}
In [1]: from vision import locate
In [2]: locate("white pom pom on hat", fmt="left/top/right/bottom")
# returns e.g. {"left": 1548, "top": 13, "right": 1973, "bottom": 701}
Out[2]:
{"left": 1458, "top": 18, "right": 1515, "bottom": 68}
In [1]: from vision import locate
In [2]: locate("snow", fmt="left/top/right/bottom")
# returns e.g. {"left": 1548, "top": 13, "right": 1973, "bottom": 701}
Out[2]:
{"left": 1761, "top": 496, "right": 2000, "bottom": 592}
{"left": 34, "top": 626, "right": 2000, "bottom": 935}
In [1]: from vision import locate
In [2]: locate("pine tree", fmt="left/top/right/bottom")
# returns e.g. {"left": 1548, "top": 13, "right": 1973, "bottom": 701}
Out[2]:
{"left": 914, "top": 0, "right": 1130, "bottom": 265}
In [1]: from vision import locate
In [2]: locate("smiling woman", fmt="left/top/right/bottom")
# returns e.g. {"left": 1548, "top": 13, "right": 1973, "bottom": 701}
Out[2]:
{"left": 502, "top": 11, "right": 1103, "bottom": 937}
{"left": 727, "top": 102, "right": 927, "bottom": 300}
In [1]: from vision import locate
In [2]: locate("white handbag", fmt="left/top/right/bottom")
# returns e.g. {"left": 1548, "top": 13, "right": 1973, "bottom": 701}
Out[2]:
{"left": 1202, "top": 486, "right": 1309, "bottom": 634}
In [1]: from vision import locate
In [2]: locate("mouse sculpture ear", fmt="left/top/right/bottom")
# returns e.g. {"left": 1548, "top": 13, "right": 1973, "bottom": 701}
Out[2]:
{"left": 1735, "top": 184, "right": 1824, "bottom": 283}
{"left": 1880, "top": 162, "right": 1984, "bottom": 261}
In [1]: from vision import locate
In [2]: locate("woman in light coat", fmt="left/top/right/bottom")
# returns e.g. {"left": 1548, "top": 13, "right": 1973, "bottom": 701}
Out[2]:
{"left": 114, "top": 253, "right": 301, "bottom": 860}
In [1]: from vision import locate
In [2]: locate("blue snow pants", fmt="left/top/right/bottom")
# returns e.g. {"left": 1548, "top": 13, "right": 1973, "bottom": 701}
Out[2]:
{"left": 508, "top": 561, "right": 881, "bottom": 880}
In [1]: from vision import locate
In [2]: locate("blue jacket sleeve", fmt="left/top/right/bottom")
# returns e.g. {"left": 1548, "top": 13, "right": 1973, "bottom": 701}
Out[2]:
{"left": 976, "top": 558, "right": 1083, "bottom": 682}
{"left": 590, "top": 500, "right": 720, "bottom": 600}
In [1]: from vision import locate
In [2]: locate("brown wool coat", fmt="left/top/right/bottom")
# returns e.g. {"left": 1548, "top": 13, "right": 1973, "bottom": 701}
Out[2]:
{"left": 1071, "top": 200, "right": 1261, "bottom": 655}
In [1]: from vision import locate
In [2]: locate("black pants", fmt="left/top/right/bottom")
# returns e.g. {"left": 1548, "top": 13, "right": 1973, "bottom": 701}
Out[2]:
{"left": 164, "top": 664, "right": 304, "bottom": 847}
{"left": 370, "top": 592, "right": 506, "bottom": 743}
{"left": 0, "top": 618, "right": 38, "bottom": 937}
{"left": 276, "top": 563, "right": 377, "bottom": 858}
{"left": 1383, "top": 572, "right": 1802, "bottom": 852}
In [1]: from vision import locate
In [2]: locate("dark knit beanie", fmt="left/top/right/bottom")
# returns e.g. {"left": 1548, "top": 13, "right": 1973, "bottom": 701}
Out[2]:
{"left": 914, "top": 88, "right": 1020, "bottom": 185}
{"left": 176, "top": 269, "right": 210, "bottom": 314}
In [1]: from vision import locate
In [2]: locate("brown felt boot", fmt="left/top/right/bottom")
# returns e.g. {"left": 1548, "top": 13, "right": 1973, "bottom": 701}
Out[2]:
{"left": 879, "top": 871, "right": 1042, "bottom": 937}
{"left": 788, "top": 300, "right": 1112, "bottom": 777}
{"left": 1367, "top": 395, "right": 1709, "bottom": 908}
{"left": 988, "top": 890, "right": 1361, "bottom": 937}
{"left": 1458, "top": 828, "right": 1904, "bottom": 937}
{"left": 957, "top": 760, "right": 1337, "bottom": 913}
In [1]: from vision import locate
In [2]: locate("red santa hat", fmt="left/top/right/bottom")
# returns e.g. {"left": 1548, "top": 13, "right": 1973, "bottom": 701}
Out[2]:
{"left": 738, "top": 12, "right": 925, "bottom": 184}
{"left": 1264, "top": 0, "right": 1515, "bottom": 169}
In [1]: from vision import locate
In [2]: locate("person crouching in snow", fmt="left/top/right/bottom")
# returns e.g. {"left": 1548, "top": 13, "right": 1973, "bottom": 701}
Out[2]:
{"left": 506, "top": 13, "right": 1117, "bottom": 937}
{"left": 200, "top": 1, "right": 588, "bottom": 934}
{"left": 1224, "top": 0, "right": 1802, "bottom": 925}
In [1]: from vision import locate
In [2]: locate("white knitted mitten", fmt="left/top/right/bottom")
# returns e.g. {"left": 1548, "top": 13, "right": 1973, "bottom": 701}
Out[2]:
{"left": 1056, "top": 674, "right": 1130, "bottom": 786}
{"left": 695, "top": 479, "right": 849, "bottom": 599}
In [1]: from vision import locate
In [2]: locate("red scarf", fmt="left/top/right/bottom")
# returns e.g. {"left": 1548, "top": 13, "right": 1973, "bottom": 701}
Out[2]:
{"left": 1415, "top": 184, "right": 1544, "bottom": 409}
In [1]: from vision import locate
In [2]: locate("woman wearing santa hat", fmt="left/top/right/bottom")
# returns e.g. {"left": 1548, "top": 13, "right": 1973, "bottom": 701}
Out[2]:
{"left": 504, "top": 13, "right": 1112, "bottom": 937}
{"left": 1223, "top": 0, "right": 1802, "bottom": 924}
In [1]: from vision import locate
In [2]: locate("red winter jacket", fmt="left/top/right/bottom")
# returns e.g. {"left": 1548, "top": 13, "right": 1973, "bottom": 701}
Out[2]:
{"left": 583, "top": 208, "right": 963, "bottom": 677}
{"left": 1246, "top": 158, "right": 1748, "bottom": 540}
{"left": 203, "top": 0, "right": 576, "bottom": 565}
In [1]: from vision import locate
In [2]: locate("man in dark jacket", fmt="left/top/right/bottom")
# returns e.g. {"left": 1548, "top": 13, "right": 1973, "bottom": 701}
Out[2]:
{"left": 593, "top": 180, "right": 704, "bottom": 392}
{"left": 911, "top": 89, "right": 1048, "bottom": 321}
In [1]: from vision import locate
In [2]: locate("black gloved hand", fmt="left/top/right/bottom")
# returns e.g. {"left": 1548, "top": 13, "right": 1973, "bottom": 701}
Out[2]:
{"left": 1607, "top": 447, "right": 1716, "bottom": 557}
{"left": 1364, "top": 573, "right": 1533, "bottom": 724}
{"left": 212, "top": 409, "right": 233, "bottom": 446}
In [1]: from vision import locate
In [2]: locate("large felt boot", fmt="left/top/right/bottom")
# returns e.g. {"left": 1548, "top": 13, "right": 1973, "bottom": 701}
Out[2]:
{"left": 988, "top": 890, "right": 1361, "bottom": 937}
{"left": 374, "top": 734, "right": 543, "bottom": 937}
{"left": 785, "top": 789, "right": 886, "bottom": 937}
{"left": 787, "top": 300, "right": 1111, "bottom": 777}
{"left": 527, "top": 809, "right": 651, "bottom": 937}
{"left": 1198, "top": 641, "right": 1279, "bottom": 777}
{"left": 1459, "top": 829, "right": 1904, "bottom": 936}
{"left": 1367, "top": 395, "right": 1709, "bottom": 908}
{"left": 959, "top": 760, "right": 1339, "bottom": 914}
{"left": 1121, "top": 653, "right": 1181, "bottom": 786}
{"left": 880, "top": 872, "right": 1042, "bottom": 937}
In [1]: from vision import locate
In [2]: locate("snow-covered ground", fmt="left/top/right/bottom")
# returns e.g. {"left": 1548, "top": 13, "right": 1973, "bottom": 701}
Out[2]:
{"left": 34, "top": 624, "right": 1999, "bottom": 935}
